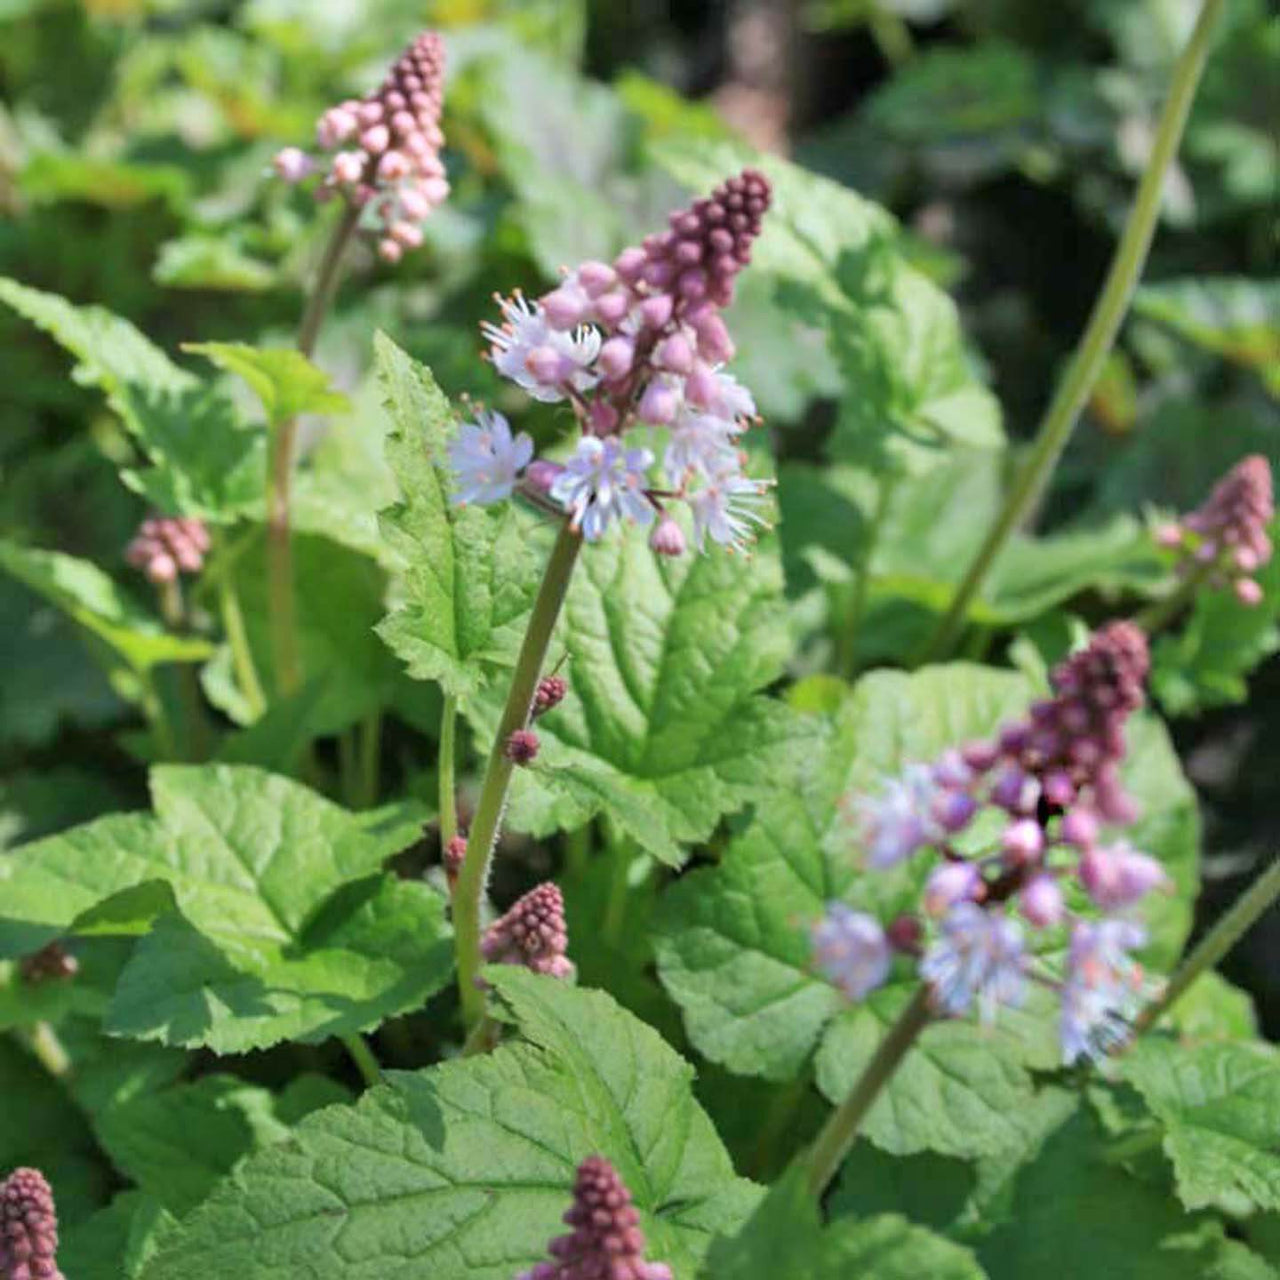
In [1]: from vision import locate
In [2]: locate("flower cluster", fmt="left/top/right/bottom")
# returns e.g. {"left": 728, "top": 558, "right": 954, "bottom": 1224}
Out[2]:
{"left": 813, "top": 623, "right": 1167, "bottom": 1064}
{"left": 480, "top": 882, "right": 574, "bottom": 981}
{"left": 517, "top": 1156, "right": 672, "bottom": 1280}
{"left": 1155, "top": 454, "right": 1273, "bottom": 606}
{"left": 274, "top": 32, "right": 448, "bottom": 263}
{"left": 448, "top": 170, "right": 774, "bottom": 554}
{"left": 18, "top": 944, "right": 77, "bottom": 986}
{"left": 125, "top": 517, "right": 210, "bottom": 585}
{"left": 0, "top": 1167, "right": 63, "bottom": 1280}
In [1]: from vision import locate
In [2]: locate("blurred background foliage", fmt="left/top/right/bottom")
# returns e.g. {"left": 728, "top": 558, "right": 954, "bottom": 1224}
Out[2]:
{"left": 0, "top": 0, "right": 1276, "bottom": 1028}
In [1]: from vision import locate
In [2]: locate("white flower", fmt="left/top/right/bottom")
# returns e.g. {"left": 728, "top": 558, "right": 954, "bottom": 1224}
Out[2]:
{"left": 811, "top": 904, "right": 891, "bottom": 1002}
{"left": 550, "top": 436, "right": 655, "bottom": 541}
{"left": 686, "top": 458, "right": 771, "bottom": 553}
{"left": 921, "top": 902, "right": 1027, "bottom": 1023}
{"left": 447, "top": 410, "right": 533, "bottom": 506}
{"left": 482, "top": 295, "right": 602, "bottom": 403}
{"left": 1059, "top": 918, "right": 1149, "bottom": 1064}
{"left": 663, "top": 408, "right": 742, "bottom": 485}
{"left": 708, "top": 370, "right": 756, "bottom": 421}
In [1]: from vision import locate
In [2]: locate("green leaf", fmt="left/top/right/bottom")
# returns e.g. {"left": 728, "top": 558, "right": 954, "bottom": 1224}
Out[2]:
{"left": 140, "top": 972, "right": 758, "bottom": 1280}
{"left": 654, "top": 664, "right": 1031, "bottom": 1081}
{"left": 0, "top": 765, "right": 450, "bottom": 1052}
{"left": 700, "top": 1167, "right": 986, "bottom": 1279}
{"left": 1152, "top": 524, "right": 1280, "bottom": 716}
{"left": 186, "top": 343, "right": 350, "bottom": 427}
{"left": 977, "top": 1097, "right": 1275, "bottom": 1280}
{"left": 0, "top": 278, "right": 264, "bottom": 519}
{"left": 154, "top": 236, "right": 276, "bottom": 292}
{"left": 21, "top": 152, "right": 190, "bottom": 211}
{"left": 204, "top": 530, "right": 402, "bottom": 736}
{"left": 373, "top": 333, "right": 545, "bottom": 701}
{"left": 1135, "top": 278, "right": 1280, "bottom": 394}
{"left": 0, "top": 540, "right": 213, "bottom": 678}
{"left": 1167, "top": 972, "right": 1259, "bottom": 1044}
{"left": 1123, "top": 1038, "right": 1280, "bottom": 1216}
{"left": 479, "top": 521, "right": 820, "bottom": 866}
{"left": 92, "top": 1075, "right": 299, "bottom": 1216}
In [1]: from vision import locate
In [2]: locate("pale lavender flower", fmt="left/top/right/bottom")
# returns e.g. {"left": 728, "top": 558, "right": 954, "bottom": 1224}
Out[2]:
{"left": 1060, "top": 918, "right": 1149, "bottom": 1063}
{"left": 447, "top": 410, "right": 533, "bottom": 506}
{"left": 663, "top": 408, "right": 741, "bottom": 485}
{"left": 922, "top": 860, "right": 983, "bottom": 917}
{"left": 856, "top": 764, "right": 940, "bottom": 867}
{"left": 550, "top": 437, "right": 655, "bottom": 541}
{"left": 921, "top": 902, "right": 1027, "bottom": 1023}
{"left": 481, "top": 295, "right": 600, "bottom": 403}
{"left": 811, "top": 904, "right": 891, "bottom": 1001}
{"left": 687, "top": 460, "right": 771, "bottom": 553}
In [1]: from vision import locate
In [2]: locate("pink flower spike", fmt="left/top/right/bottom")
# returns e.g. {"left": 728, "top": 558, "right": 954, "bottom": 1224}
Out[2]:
{"left": 517, "top": 1157, "right": 672, "bottom": 1280}
{"left": 481, "top": 882, "right": 573, "bottom": 981}
{"left": 0, "top": 1167, "right": 65, "bottom": 1280}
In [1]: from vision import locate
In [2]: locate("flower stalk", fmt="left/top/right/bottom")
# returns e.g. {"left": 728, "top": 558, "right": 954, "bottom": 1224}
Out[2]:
{"left": 453, "top": 521, "right": 583, "bottom": 1028}
{"left": 439, "top": 695, "right": 459, "bottom": 847}
{"left": 920, "top": 0, "right": 1227, "bottom": 661}
{"left": 1130, "top": 855, "right": 1280, "bottom": 1040}
{"left": 802, "top": 986, "right": 932, "bottom": 1198}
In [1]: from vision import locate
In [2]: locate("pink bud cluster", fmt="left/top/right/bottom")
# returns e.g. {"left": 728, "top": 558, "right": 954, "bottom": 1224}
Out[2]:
{"left": 517, "top": 1156, "right": 672, "bottom": 1280}
{"left": 273, "top": 33, "right": 448, "bottom": 263}
{"left": 18, "top": 944, "right": 77, "bottom": 986}
{"left": 0, "top": 1168, "right": 63, "bottom": 1280}
{"left": 481, "top": 882, "right": 574, "bottom": 981}
{"left": 1155, "top": 455, "right": 1273, "bottom": 606}
{"left": 125, "top": 517, "right": 210, "bottom": 584}
{"left": 814, "top": 623, "right": 1168, "bottom": 1064}
{"left": 443, "top": 834, "right": 467, "bottom": 890}
{"left": 450, "top": 171, "right": 775, "bottom": 555}
{"left": 533, "top": 674, "right": 568, "bottom": 717}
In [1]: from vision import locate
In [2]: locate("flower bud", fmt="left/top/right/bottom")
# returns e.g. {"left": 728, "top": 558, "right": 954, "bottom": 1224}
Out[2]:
{"left": 504, "top": 729, "right": 540, "bottom": 766}
{"left": 923, "top": 860, "right": 983, "bottom": 917}
{"left": 1020, "top": 874, "right": 1065, "bottom": 928}
{"left": 649, "top": 512, "right": 687, "bottom": 557}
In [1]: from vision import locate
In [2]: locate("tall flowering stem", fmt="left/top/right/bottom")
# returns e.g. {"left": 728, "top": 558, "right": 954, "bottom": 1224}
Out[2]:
{"left": 453, "top": 523, "right": 582, "bottom": 1028}
{"left": 802, "top": 987, "right": 932, "bottom": 1199}
{"left": 269, "top": 33, "right": 449, "bottom": 695}
{"left": 921, "top": 0, "right": 1227, "bottom": 661}
{"left": 1129, "top": 855, "right": 1280, "bottom": 1041}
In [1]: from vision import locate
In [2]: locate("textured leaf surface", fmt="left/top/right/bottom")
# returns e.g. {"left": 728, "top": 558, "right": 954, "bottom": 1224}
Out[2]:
{"left": 478, "top": 521, "right": 818, "bottom": 865}
{"left": 0, "top": 766, "right": 448, "bottom": 1051}
{"left": 140, "top": 972, "right": 759, "bottom": 1280}
{"left": 0, "top": 278, "right": 263, "bottom": 517}
{"left": 374, "top": 334, "right": 544, "bottom": 700}
{"left": 1124, "top": 1038, "right": 1280, "bottom": 1215}
{"left": 701, "top": 1167, "right": 986, "bottom": 1279}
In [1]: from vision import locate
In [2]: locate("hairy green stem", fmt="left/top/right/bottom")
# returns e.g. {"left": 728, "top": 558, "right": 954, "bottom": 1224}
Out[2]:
{"left": 803, "top": 987, "right": 932, "bottom": 1199}
{"left": 341, "top": 1032, "right": 382, "bottom": 1088}
{"left": 1131, "top": 855, "right": 1280, "bottom": 1039}
{"left": 453, "top": 523, "right": 583, "bottom": 1029}
{"left": 157, "top": 578, "right": 209, "bottom": 761}
{"left": 218, "top": 572, "right": 267, "bottom": 720}
{"left": 439, "top": 696, "right": 459, "bottom": 848}
{"left": 267, "top": 201, "right": 362, "bottom": 698}
{"left": 920, "top": 0, "right": 1226, "bottom": 661}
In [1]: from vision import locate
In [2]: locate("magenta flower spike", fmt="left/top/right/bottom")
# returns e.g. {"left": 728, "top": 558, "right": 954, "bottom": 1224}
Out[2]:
{"left": 1156, "top": 454, "right": 1274, "bottom": 604}
{"left": 0, "top": 1168, "right": 64, "bottom": 1280}
{"left": 516, "top": 1156, "right": 673, "bottom": 1280}
{"left": 481, "top": 882, "right": 574, "bottom": 981}
{"left": 455, "top": 170, "right": 776, "bottom": 554}
{"left": 815, "top": 621, "right": 1168, "bottom": 1063}
{"left": 274, "top": 32, "right": 449, "bottom": 263}
{"left": 125, "top": 516, "right": 210, "bottom": 585}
